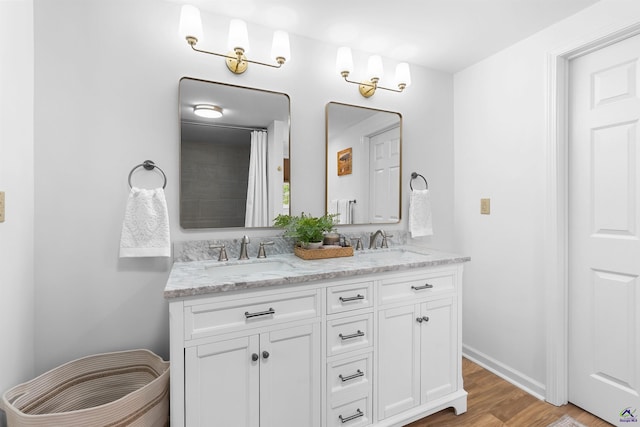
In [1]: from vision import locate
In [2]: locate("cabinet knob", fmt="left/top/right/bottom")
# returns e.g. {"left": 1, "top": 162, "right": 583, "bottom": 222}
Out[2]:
{"left": 262, "top": 351, "right": 270, "bottom": 359}
{"left": 422, "top": 316, "right": 430, "bottom": 322}
{"left": 416, "top": 317, "right": 424, "bottom": 323}
{"left": 251, "top": 353, "right": 259, "bottom": 362}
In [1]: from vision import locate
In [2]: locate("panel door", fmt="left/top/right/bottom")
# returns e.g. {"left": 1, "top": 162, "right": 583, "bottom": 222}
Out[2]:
{"left": 369, "top": 125, "right": 401, "bottom": 223}
{"left": 259, "top": 323, "right": 321, "bottom": 427}
{"left": 377, "top": 304, "right": 421, "bottom": 420}
{"left": 185, "top": 336, "right": 260, "bottom": 427}
{"left": 420, "top": 297, "right": 456, "bottom": 403}
{"left": 569, "top": 32, "right": 640, "bottom": 424}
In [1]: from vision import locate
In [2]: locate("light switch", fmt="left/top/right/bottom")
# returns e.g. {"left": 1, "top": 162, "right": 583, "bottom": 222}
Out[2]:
{"left": 480, "top": 198, "right": 490, "bottom": 215}
{"left": 0, "top": 191, "right": 4, "bottom": 222}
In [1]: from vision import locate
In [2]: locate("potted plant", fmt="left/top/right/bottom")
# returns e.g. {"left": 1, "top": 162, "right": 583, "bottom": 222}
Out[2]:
{"left": 274, "top": 212, "right": 337, "bottom": 249}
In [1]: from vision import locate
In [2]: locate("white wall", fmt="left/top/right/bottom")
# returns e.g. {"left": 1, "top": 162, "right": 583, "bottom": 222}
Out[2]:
{"left": 454, "top": 0, "right": 640, "bottom": 397}
{"left": 0, "top": 0, "right": 35, "bottom": 420}
{"left": 32, "top": 0, "right": 454, "bottom": 374}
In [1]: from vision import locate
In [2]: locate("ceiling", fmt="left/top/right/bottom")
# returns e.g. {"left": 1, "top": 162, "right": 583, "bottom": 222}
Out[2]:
{"left": 170, "top": 0, "right": 601, "bottom": 73}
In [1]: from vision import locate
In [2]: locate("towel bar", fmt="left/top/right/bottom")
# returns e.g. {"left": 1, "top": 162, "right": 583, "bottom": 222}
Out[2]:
{"left": 128, "top": 160, "right": 167, "bottom": 189}
{"left": 410, "top": 172, "right": 428, "bottom": 191}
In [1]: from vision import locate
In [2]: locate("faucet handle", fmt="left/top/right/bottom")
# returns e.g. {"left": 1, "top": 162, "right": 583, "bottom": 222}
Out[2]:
{"left": 257, "top": 241, "right": 274, "bottom": 258}
{"left": 381, "top": 234, "right": 394, "bottom": 249}
{"left": 351, "top": 237, "right": 363, "bottom": 250}
{"left": 209, "top": 244, "right": 229, "bottom": 261}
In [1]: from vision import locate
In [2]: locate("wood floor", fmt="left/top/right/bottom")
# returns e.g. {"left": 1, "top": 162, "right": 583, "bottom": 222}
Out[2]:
{"left": 406, "top": 358, "right": 613, "bottom": 427}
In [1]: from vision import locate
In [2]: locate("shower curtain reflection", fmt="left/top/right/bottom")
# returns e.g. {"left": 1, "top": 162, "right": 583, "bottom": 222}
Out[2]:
{"left": 245, "top": 130, "right": 269, "bottom": 227}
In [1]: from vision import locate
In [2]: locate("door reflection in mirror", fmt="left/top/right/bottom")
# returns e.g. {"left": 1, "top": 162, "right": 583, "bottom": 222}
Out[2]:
{"left": 326, "top": 102, "right": 401, "bottom": 225}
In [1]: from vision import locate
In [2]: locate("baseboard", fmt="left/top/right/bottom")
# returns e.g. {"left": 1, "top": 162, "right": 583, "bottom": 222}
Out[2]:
{"left": 462, "top": 344, "right": 546, "bottom": 400}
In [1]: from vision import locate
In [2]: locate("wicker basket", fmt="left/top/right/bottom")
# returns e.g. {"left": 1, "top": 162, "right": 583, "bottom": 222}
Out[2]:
{"left": 1, "top": 349, "right": 169, "bottom": 427}
{"left": 294, "top": 245, "right": 354, "bottom": 260}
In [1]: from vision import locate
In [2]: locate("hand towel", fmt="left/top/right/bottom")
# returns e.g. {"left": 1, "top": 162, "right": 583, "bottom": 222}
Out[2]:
{"left": 337, "top": 199, "right": 351, "bottom": 224}
{"left": 119, "top": 187, "right": 171, "bottom": 257}
{"left": 409, "top": 189, "right": 433, "bottom": 237}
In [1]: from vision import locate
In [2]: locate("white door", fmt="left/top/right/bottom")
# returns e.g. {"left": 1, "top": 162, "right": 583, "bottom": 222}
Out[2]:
{"left": 569, "top": 33, "right": 640, "bottom": 425}
{"left": 369, "top": 126, "right": 401, "bottom": 223}
{"left": 420, "top": 297, "right": 456, "bottom": 403}
{"left": 377, "top": 304, "right": 420, "bottom": 420}
{"left": 185, "top": 336, "right": 260, "bottom": 427}
{"left": 259, "top": 323, "right": 321, "bottom": 427}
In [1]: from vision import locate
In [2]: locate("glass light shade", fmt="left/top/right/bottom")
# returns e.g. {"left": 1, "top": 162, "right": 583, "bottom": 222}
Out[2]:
{"left": 228, "top": 19, "right": 249, "bottom": 52}
{"left": 395, "top": 63, "right": 412, "bottom": 87}
{"left": 179, "top": 5, "right": 203, "bottom": 41}
{"left": 336, "top": 47, "right": 354, "bottom": 76}
{"left": 271, "top": 30, "right": 290, "bottom": 61}
{"left": 194, "top": 105, "right": 223, "bottom": 119}
{"left": 367, "top": 55, "right": 384, "bottom": 81}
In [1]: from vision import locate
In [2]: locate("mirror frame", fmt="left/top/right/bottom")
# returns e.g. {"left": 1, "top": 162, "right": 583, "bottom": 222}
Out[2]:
{"left": 325, "top": 101, "right": 403, "bottom": 225}
{"left": 179, "top": 77, "right": 291, "bottom": 229}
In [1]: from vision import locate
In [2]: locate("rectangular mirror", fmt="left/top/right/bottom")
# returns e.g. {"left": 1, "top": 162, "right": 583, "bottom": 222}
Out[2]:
{"left": 326, "top": 102, "right": 402, "bottom": 225}
{"left": 179, "top": 77, "right": 290, "bottom": 229}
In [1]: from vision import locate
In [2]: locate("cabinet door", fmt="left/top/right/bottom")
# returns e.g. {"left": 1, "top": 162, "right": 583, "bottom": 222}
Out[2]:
{"left": 260, "top": 322, "right": 321, "bottom": 427}
{"left": 185, "top": 336, "right": 260, "bottom": 427}
{"left": 420, "top": 297, "right": 456, "bottom": 403}
{"left": 377, "top": 304, "right": 421, "bottom": 420}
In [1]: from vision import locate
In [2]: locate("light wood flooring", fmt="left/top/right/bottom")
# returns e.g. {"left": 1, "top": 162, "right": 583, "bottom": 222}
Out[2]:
{"left": 406, "top": 358, "right": 613, "bottom": 427}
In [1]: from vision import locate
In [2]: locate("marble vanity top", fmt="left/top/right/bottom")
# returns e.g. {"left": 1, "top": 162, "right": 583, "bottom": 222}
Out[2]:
{"left": 164, "top": 246, "right": 470, "bottom": 299}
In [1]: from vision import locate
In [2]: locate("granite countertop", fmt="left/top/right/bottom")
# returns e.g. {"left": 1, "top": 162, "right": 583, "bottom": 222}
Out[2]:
{"left": 164, "top": 246, "right": 470, "bottom": 299}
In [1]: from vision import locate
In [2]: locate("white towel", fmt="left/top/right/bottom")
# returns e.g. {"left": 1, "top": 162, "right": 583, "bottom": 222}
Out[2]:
{"left": 409, "top": 189, "right": 433, "bottom": 237}
{"left": 337, "top": 199, "right": 351, "bottom": 224}
{"left": 119, "top": 187, "right": 171, "bottom": 257}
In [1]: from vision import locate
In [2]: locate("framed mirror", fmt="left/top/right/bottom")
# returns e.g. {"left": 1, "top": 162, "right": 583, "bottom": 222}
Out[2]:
{"left": 179, "top": 77, "right": 290, "bottom": 229}
{"left": 326, "top": 102, "right": 401, "bottom": 225}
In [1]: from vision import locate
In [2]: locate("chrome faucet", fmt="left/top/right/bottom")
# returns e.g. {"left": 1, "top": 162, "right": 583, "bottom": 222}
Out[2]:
{"left": 369, "top": 230, "right": 394, "bottom": 249}
{"left": 238, "top": 235, "right": 250, "bottom": 260}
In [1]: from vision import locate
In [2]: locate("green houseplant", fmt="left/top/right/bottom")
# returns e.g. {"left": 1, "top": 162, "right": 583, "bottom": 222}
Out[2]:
{"left": 274, "top": 212, "right": 337, "bottom": 248}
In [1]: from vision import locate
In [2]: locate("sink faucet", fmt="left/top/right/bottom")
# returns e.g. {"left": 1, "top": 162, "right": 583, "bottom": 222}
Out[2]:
{"left": 369, "top": 230, "right": 394, "bottom": 249}
{"left": 369, "top": 230, "right": 386, "bottom": 249}
{"left": 238, "top": 235, "right": 250, "bottom": 260}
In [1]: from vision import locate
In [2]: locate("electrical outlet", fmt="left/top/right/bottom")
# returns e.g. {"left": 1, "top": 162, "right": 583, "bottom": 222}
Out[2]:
{"left": 480, "top": 198, "right": 490, "bottom": 215}
{"left": 0, "top": 191, "right": 4, "bottom": 222}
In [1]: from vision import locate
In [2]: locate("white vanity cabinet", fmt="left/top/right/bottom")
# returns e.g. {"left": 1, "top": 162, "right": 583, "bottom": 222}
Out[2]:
{"left": 167, "top": 258, "right": 467, "bottom": 427}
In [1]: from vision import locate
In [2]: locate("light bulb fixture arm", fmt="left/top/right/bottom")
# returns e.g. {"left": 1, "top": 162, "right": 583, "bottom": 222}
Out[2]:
{"left": 186, "top": 37, "right": 285, "bottom": 74}
{"left": 341, "top": 72, "right": 406, "bottom": 98}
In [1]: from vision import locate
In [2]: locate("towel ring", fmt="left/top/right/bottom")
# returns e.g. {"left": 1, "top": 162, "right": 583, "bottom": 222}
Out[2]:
{"left": 410, "top": 172, "right": 428, "bottom": 191}
{"left": 128, "top": 160, "right": 167, "bottom": 189}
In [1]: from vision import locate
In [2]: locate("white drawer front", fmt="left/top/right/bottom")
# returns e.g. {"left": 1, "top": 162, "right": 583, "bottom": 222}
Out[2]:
{"left": 327, "top": 353, "right": 372, "bottom": 406}
{"left": 328, "top": 396, "right": 372, "bottom": 427}
{"left": 185, "top": 289, "right": 320, "bottom": 340}
{"left": 327, "top": 282, "right": 374, "bottom": 314}
{"left": 379, "top": 271, "right": 455, "bottom": 305}
{"left": 327, "top": 313, "right": 373, "bottom": 356}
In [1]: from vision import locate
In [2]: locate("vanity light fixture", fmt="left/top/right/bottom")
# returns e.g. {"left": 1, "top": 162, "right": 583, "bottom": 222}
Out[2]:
{"left": 179, "top": 4, "right": 290, "bottom": 74}
{"left": 336, "top": 47, "right": 411, "bottom": 98}
{"left": 193, "top": 104, "right": 223, "bottom": 119}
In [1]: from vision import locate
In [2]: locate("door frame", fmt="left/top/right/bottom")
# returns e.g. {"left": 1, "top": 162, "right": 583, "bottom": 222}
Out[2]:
{"left": 545, "top": 18, "right": 640, "bottom": 405}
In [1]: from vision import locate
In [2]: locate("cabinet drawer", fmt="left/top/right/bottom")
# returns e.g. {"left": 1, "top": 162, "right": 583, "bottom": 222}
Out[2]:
{"left": 184, "top": 289, "right": 320, "bottom": 340}
{"left": 328, "top": 396, "right": 372, "bottom": 427}
{"left": 327, "top": 282, "right": 374, "bottom": 314}
{"left": 327, "top": 313, "right": 373, "bottom": 356}
{"left": 327, "top": 353, "right": 372, "bottom": 406}
{"left": 379, "top": 271, "right": 455, "bottom": 305}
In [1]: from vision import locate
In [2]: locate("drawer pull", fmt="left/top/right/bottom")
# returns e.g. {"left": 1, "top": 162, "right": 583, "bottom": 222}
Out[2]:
{"left": 339, "top": 330, "right": 365, "bottom": 340}
{"left": 339, "top": 294, "right": 364, "bottom": 303}
{"left": 411, "top": 283, "right": 434, "bottom": 291}
{"left": 339, "top": 369, "right": 364, "bottom": 382}
{"left": 339, "top": 408, "right": 364, "bottom": 423}
{"left": 244, "top": 307, "right": 275, "bottom": 319}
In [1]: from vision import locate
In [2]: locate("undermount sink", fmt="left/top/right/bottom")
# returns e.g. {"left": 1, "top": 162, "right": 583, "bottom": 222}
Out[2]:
{"left": 356, "top": 248, "right": 428, "bottom": 261}
{"left": 204, "top": 260, "right": 295, "bottom": 280}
